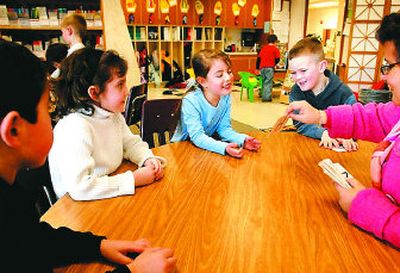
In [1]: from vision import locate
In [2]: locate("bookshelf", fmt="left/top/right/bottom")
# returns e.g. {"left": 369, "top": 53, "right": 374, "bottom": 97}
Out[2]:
{"left": 128, "top": 24, "right": 225, "bottom": 82}
{"left": 0, "top": 0, "right": 104, "bottom": 59}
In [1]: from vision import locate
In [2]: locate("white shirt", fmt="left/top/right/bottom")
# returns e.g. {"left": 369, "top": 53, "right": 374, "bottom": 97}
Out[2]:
{"left": 49, "top": 105, "right": 154, "bottom": 201}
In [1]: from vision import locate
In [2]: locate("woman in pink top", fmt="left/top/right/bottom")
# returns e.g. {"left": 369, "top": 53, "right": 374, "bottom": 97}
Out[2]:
{"left": 287, "top": 13, "right": 400, "bottom": 248}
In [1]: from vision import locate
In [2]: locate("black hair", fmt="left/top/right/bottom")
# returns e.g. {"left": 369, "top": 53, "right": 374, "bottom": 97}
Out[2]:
{"left": 0, "top": 39, "right": 47, "bottom": 123}
{"left": 267, "top": 34, "right": 278, "bottom": 44}
{"left": 376, "top": 13, "right": 400, "bottom": 60}
{"left": 54, "top": 47, "right": 127, "bottom": 118}
{"left": 46, "top": 43, "right": 68, "bottom": 73}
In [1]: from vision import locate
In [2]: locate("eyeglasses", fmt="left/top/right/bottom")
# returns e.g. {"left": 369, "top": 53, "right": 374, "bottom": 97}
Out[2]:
{"left": 380, "top": 61, "right": 400, "bottom": 75}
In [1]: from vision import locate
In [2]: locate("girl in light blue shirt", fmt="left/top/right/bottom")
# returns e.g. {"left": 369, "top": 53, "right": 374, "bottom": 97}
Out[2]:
{"left": 171, "top": 49, "right": 261, "bottom": 157}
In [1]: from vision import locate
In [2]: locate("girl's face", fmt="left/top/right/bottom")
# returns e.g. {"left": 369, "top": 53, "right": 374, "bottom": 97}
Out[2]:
{"left": 200, "top": 59, "right": 233, "bottom": 97}
{"left": 381, "top": 41, "right": 400, "bottom": 105}
{"left": 98, "top": 71, "right": 129, "bottom": 113}
{"left": 289, "top": 55, "right": 325, "bottom": 92}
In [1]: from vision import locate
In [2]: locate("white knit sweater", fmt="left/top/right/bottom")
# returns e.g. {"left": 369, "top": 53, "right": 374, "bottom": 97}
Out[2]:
{"left": 49, "top": 105, "right": 154, "bottom": 200}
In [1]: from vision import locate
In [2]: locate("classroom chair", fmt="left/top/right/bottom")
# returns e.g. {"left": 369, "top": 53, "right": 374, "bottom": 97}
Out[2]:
{"left": 140, "top": 99, "right": 182, "bottom": 148}
{"left": 124, "top": 84, "right": 147, "bottom": 127}
{"left": 238, "top": 71, "right": 261, "bottom": 102}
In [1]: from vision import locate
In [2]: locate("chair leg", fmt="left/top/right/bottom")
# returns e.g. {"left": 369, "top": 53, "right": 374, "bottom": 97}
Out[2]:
{"left": 240, "top": 86, "right": 244, "bottom": 100}
{"left": 248, "top": 87, "right": 254, "bottom": 102}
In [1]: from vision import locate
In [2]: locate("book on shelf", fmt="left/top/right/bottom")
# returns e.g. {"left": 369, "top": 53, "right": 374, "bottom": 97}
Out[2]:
{"left": 0, "top": 5, "right": 9, "bottom": 25}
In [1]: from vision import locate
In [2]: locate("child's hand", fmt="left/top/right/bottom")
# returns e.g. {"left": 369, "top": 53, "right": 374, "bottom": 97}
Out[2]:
{"left": 144, "top": 158, "right": 164, "bottom": 180}
{"left": 134, "top": 166, "right": 157, "bottom": 186}
{"left": 320, "top": 130, "right": 340, "bottom": 149}
{"left": 244, "top": 137, "right": 261, "bottom": 151}
{"left": 127, "top": 247, "right": 177, "bottom": 273}
{"left": 100, "top": 239, "right": 151, "bottom": 265}
{"left": 334, "top": 178, "right": 366, "bottom": 213}
{"left": 287, "top": 101, "right": 324, "bottom": 124}
{"left": 337, "top": 138, "right": 359, "bottom": 151}
{"left": 225, "top": 143, "right": 244, "bottom": 158}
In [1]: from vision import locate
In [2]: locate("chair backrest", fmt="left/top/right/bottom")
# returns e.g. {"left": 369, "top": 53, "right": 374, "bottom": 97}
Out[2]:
{"left": 124, "top": 84, "right": 147, "bottom": 126}
{"left": 238, "top": 71, "right": 258, "bottom": 88}
{"left": 141, "top": 99, "right": 182, "bottom": 148}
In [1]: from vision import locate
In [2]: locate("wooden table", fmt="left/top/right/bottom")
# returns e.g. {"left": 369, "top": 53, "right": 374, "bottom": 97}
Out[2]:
{"left": 42, "top": 132, "right": 400, "bottom": 273}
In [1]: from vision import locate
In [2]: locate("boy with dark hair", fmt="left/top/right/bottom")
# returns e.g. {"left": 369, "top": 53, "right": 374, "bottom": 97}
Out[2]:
{"left": 288, "top": 37, "right": 358, "bottom": 151}
{"left": 256, "top": 34, "right": 280, "bottom": 102}
{"left": 46, "top": 43, "right": 68, "bottom": 74}
{"left": 0, "top": 39, "right": 176, "bottom": 273}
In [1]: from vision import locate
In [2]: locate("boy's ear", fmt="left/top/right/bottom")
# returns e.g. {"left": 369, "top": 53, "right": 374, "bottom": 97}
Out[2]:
{"left": 319, "top": 60, "right": 328, "bottom": 72}
{"left": 196, "top": 76, "right": 207, "bottom": 89}
{"left": 87, "top": 85, "right": 100, "bottom": 102}
{"left": 0, "top": 111, "right": 22, "bottom": 148}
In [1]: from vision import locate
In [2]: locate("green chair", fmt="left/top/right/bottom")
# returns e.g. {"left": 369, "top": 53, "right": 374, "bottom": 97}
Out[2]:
{"left": 238, "top": 71, "right": 261, "bottom": 102}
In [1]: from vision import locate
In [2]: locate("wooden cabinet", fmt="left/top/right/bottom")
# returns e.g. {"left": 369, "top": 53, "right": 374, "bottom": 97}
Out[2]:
{"left": 0, "top": 0, "right": 104, "bottom": 59}
{"left": 229, "top": 53, "right": 258, "bottom": 81}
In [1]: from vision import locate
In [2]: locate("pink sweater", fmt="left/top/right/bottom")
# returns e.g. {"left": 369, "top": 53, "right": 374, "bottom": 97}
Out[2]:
{"left": 325, "top": 102, "right": 400, "bottom": 247}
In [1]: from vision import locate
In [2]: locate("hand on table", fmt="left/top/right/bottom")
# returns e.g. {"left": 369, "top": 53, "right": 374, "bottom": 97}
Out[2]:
{"left": 337, "top": 138, "right": 359, "bottom": 152}
{"left": 144, "top": 158, "right": 164, "bottom": 180}
{"left": 244, "top": 137, "right": 261, "bottom": 151}
{"left": 320, "top": 130, "right": 340, "bottom": 149}
{"left": 225, "top": 143, "right": 244, "bottom": 158}
{"left": 127, "top": 247, "right": 177, "bottom": 273}
{"left": 134, "top": 165, "right": 158, "bottom": 186}
{"left": 100, "top": 239, "right": 151, "bottom": 265}
{"left": 334, "top": 178, "right": 365, "bottom": 213}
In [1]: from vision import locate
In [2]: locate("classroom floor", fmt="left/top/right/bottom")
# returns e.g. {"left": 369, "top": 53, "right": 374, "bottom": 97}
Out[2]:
{"left": 230, "top": 87, "right": 289, "bottom": 131}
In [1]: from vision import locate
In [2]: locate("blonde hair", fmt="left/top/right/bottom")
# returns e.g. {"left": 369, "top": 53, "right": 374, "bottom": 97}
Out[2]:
{"left": 288, "top": 37, "right": 325, "bottom": 62}
{"left": 61, "top": 14, "right": 87, "bottom": 39}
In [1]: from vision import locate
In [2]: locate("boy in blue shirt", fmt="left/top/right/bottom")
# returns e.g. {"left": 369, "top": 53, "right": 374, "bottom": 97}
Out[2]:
{"left": 288, "top": 37, "right": 358, "bottom": 151}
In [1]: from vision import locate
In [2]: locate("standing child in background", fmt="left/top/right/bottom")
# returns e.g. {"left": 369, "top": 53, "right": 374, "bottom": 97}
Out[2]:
{"left": 49, "top": 48, "right": 164, "bottom": 201}
{"left": 51, "top": 13, "right": 87, "bottom": 78}
{"left": 45, "top": 43, "right": 68, "bottom": 74}
{"left": 286, "top": 13, "right": 400, "bottom": 249}
{"left": 256, "top": 34, "right": 280, "bottom": 102}
{"left": 288, "top": 37, "right": 358, "bottom": 151}
{"left": 0, "top": 39, "right": 176, "bottom": 273}
{"left": 171, "top": 49, "right": 261, "bottom": 158}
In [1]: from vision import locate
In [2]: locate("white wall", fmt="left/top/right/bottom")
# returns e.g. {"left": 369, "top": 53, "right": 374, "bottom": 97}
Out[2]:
{"left": 288, "top": 0, "right": 306, "bottom": 48}
{"left": 307, "top": 7, "right": 338, "bottom": 37}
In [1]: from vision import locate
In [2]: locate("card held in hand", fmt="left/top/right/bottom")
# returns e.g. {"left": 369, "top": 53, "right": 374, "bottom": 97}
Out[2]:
{"left": 318, "top": 158, "right": 353, "bottom": 189}
{"left": 271, "top": 114, "right": 289, "bottom": 133}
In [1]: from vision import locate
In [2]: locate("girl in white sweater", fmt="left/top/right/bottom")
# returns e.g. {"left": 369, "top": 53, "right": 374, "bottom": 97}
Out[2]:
{"left": 49, "top": 48, "right": 163, "bottom": 201}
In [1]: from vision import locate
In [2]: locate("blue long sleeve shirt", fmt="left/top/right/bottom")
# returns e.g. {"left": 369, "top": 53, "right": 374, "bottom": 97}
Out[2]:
{"left": 289, "top": 70, "right": 356, "bottom": 139}
{"left": 171, "top": 88, "right": 247, "bottom": 155}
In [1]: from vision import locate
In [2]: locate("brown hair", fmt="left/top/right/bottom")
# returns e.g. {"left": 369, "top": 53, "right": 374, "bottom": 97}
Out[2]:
{"left": 288, "top": 37, "right": 325, "bottom": 61}
{"left": 61, "top": 13, "right": 87, "bottom": 39}
{"left": 192, "top": 49, "right": 231, "bottom": 78}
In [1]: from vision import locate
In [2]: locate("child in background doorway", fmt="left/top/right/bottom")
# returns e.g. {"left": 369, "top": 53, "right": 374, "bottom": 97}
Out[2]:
{"left": 288, "top": 37, "right": 358, "bottom": 151}
{"left": 51, "top": 13, "right": 87, "bottom": 78}
{"left": 256, "top": 34, "right": 280, "bottom": 102}
{"left": 0, "top": 39, "right": 176, "bottom": 273}
{"left": 286, "top": 13, "right": 400, "bottom": 248}
{"left": 45, "top": 43, "right": 68, "bottom": 74}
{"left": 49, "top": 48, "right": 164, "bottom": 201}
{"left": 171, "top": 49, "right": 261, "bottom": 158}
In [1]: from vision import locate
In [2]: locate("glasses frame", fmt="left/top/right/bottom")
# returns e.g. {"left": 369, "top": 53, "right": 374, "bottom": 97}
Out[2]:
{"left": 380, "top": 61, "right": 400, "bottom": 75}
